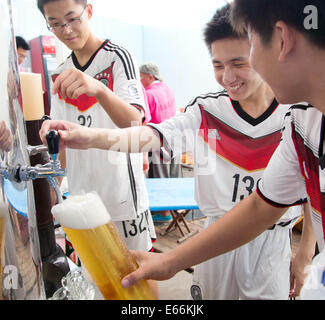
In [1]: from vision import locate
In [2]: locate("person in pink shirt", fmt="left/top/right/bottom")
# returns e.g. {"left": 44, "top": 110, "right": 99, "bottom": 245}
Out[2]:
{"left": 140, "top": 63, "right": 182, "bottom": 222}
{"left": 140, "top": 63, "right": 176, "bottom": 124}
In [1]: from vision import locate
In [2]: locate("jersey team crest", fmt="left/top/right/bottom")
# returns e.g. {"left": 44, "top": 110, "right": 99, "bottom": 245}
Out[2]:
{"left": 52, "top": 64, "right": 115, "bottom": 113}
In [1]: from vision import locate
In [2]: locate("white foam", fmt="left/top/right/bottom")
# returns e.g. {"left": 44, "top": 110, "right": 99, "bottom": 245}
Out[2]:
{"left": 51, "top": 192, "right": 111, "bottom": 230}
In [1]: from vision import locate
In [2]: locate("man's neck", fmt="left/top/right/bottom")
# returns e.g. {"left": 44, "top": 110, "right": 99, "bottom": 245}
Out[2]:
{"left": 305, "top": 58, "right": 325, "bottom": 114}
{"left": 73, "top": 34, "right": 103, "bottom": 67}
{"left": 294, "top": 44, "right": 325, "bottom": 114}
{"left": 308, "top": 89, "right": 325, "bottom": 114}
{"left": 238, "top": 83, "right": 275, "bottom": 119}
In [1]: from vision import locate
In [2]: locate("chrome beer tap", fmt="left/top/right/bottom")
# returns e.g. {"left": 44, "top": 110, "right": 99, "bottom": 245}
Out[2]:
{"left": 5, "top": 130, "right": 66, "bottom": 204}
{"left": 45, "top": 130, "right": 66, "bottom": 204}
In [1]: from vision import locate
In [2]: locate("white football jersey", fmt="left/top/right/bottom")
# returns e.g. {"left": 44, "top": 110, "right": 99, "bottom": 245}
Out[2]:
{"left": 258, "top": 105, "right": 325, "bottom": 250}
{"left": 51, "top": 40, "right": 149, "bottom": 221}
{"left": 148, "top": 91, "right": 303, "bottom": 224}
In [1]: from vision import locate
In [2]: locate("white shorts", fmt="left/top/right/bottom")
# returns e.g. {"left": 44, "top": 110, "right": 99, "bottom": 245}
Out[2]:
{"left": 191, "top": 216, "right": 292, "bottom": 300}
{"left": 114, "top": 209, "right": 157, "bottom": 252}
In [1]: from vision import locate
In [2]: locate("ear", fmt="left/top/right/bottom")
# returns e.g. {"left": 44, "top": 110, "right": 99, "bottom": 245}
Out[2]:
{"left": 87, "top": 4, "right": 93, "bottom": 20}
{"left": 274, "top": 21, "right": 295, "bottom": 62}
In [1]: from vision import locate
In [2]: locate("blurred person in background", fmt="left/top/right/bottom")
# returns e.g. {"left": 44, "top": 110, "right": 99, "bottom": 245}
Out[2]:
{"left": 15, "top": 36, "right": 30, "bottom": 71}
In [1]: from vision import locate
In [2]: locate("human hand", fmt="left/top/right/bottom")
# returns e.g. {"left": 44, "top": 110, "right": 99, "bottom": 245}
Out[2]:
{"left": 121, "top": 250, "right": 177, "bottom": 288}
{"left": 52, "top": 67, "right": 106, "bottom": 100}
{"left": 0, "top": 121, "right": 12, "bottom": 152}
{"left": 289, "top": 253, "right": 312, "bottom": 298}
{"left": 39, "top": 119, "right": 94, "bottom": 150}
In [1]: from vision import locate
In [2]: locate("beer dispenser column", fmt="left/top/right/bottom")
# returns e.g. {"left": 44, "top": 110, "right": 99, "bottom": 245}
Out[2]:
{"left": 27, "top": 123, "right": 70, "bottom": 298}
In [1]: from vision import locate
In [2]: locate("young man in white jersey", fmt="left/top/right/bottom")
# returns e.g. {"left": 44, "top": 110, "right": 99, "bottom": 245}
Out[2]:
{"left": 37, "top": 0, "right": 157, "bottom": 296}
{"left": 40, "top": 4, "right": 317, "bottom": 299}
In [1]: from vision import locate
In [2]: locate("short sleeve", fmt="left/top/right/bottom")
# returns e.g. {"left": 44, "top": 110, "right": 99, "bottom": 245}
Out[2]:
{"left": 257, "top": 114, "right": 307, "bottom": 206}
{"left": 147, "top": 103, "right": 202, "bottom": 158}
{"left": 112, "top": 50, "right": 146, "bottom": 117}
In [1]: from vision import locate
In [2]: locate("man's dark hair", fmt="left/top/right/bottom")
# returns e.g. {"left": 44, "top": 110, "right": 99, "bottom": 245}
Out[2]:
{"left": 37, "top": 0, "right": 87, "bottom": 15}
{"left": 15, "top": 36, "right": 30, "bottom": 50}
{"left": 231, "top": 0, "right": 325, "bottom": 48}
{"left": 203, "top": 4, "right": 247, "bottom": 53}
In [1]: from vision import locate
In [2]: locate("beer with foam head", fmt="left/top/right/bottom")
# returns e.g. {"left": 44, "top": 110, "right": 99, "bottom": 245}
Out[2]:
{"left": 52, "top": 192, "right": 155, "bottom": 300}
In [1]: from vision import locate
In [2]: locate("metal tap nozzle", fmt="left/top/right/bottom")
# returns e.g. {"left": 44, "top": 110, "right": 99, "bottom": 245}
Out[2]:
{"left": 0, "top": 130, "right": 66, "bottom": 204}
{"left": 45, "top": 130, "right": 65, "bottom": 204}
{"left": 27, "top": 145, "right": 48, "bottom": 157}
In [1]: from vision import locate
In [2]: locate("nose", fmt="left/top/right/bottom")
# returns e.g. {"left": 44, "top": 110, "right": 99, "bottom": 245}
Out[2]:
{"left": 61, "top": 23, "right": 73, "bottom": 34}
{"left": 222, "top": 66, "right": 236, "bottom": 85}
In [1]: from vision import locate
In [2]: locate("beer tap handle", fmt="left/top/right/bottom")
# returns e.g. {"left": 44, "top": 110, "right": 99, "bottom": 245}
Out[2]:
{"left": 41, "top": 115, "right": 52, "bottom": 124}
{"left": 46, "top": 130, "right": 60, "bottom": 160}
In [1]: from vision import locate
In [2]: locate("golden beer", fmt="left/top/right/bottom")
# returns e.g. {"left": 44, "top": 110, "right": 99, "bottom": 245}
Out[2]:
{"left": 52, "top": 192, "right": 155, "bottom": 300}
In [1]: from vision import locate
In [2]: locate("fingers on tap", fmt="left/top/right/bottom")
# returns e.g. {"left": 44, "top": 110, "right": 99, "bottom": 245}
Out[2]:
{"left": 39, "top": 120, "right": 71, "bottom": 146}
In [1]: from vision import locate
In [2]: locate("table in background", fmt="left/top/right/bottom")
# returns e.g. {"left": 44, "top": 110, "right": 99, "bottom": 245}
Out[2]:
{"left": 145, "top": 178, "right": 199, "bottom": 243}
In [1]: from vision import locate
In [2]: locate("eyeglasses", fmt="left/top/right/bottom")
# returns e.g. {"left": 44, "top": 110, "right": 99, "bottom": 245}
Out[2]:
{"left": 46, "top": 6, "right": 88, "bottom": 33}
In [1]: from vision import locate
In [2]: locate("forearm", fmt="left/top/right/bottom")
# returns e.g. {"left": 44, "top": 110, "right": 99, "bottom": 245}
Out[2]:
{"left": 296, "top": 203, "right": 316, "bottom": 260}
{"left": 90, "top": 126, "right": 161, "bottom": 153}
{"left": 166, "top": 192, "right": 286, "bottom": 274}
{"left": 97, "top": 86, "right": 142, "bottom": 128}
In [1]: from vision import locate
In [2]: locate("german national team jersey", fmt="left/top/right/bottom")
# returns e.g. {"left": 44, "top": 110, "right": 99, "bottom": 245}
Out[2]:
{"left": 147, "top": 91, "right": 302, "bottom": 225}
{"left": 258, "top": 105, "right": 325, "bottom": 250}
{"left": 51, "top": 39, "right": 149, "bottom": 221}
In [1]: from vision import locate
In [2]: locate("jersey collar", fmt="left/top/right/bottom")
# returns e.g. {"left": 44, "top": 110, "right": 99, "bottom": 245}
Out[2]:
{"left": 71, "top": 39, "right": 109, "bottom": 72}
{"left": 230, "top": 98, "right": 279, "bottom": 126}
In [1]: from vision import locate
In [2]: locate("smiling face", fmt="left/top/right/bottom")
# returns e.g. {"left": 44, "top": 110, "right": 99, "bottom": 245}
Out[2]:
{"left": 211, "top": 37, "right": 264, "bottom": 103}
{"left": 43, "top": 0, "right": 91, "bottom": 52}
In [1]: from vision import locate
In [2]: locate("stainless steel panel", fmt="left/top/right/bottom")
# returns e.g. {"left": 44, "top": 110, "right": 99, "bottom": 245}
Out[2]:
{"left": 0, "top": 0, "right": 45, "bottom": 300}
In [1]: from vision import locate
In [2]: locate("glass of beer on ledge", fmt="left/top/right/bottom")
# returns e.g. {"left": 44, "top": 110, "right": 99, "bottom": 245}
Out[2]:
{"left": 51, "top": 192, "right": 155, "bottom": 300}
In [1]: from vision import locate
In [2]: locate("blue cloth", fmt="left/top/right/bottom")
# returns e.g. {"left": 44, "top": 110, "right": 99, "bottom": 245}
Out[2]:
{"left": 152, "top": 213, "right": 172, "bottom": 222}
{"left": 145, "top": 178, "right": 198, "bottom": 212}
{"left": 3, "top": 178, "right": 28, "bottom": 217}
